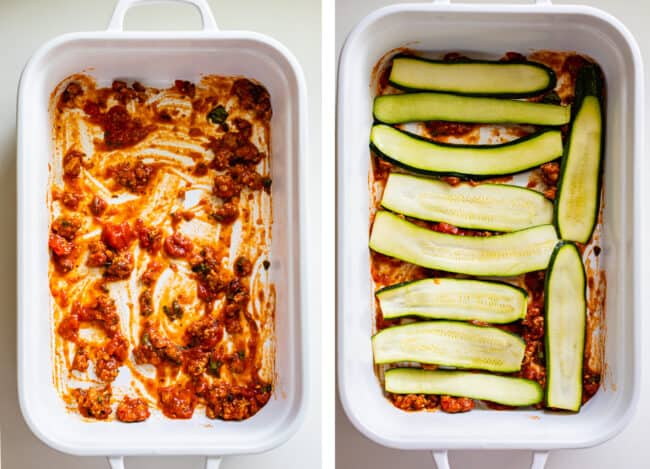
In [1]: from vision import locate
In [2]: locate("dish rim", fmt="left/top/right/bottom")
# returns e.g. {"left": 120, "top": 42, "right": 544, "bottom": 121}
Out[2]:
{"left": 17, "top": 28, "right": 310, "bottom": 457}
{"left": 336, "top": 1, "right": 644, "bottom": 452}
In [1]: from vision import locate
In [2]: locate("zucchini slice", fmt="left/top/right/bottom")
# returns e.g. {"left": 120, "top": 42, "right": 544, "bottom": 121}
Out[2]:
{"left": 555, "top": 64, "right": 604, "bottom": 244}
{"left": 385, "top": 368, "right": 544, "bottom": 407}
{"left": 381, "top": 173, "right": 554, "bottom": 231}
{"left": 370, "top": 125, "right": 563, "bottom": 178}
{"left": 545, "top": 242, "right": 586, "bottom": 411}
{"left": 389, "top": 55, "right": 556, "bottom": 97}
{"left": 373, "top": 92, "right": 570, "bottom": 126}
{"left": 369, "top": 211, "right": 558, "bottom": 276}
{"left": 372, "top": 321, "right": 525, "bottom": 372}
{"left": 376, "top": 278, "right": 527, "bottom": 323}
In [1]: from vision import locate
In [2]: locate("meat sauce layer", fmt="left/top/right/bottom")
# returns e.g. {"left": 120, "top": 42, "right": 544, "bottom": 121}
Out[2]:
{"left": 49, "top": 75, "right": 275, "bottom": 422}
{"left": 370, "top": 51, "right": 606, "bottom": 413}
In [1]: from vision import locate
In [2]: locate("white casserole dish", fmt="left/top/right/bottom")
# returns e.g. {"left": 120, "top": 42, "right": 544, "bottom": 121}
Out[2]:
{"left": 337, "top": 1, "right": 644, "bottom": 468}
{"left": 17, "top": 0, "right": 309, "bottom": 468}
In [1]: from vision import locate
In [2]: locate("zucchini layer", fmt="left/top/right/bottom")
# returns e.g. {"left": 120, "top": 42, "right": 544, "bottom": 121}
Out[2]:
{"left": 373, "top": 321, "right": 525, "bottom": 372}
{"left": 381, "top": 173, "right": 554, "bottom": 231}
{"left": 376, "top": 278, "right": 527, "bottom": 323}
{"left": 385, "top": 368, "right": 543, "bottom": 407}
{"left": 370, "top": 125, "right": 563, "bottom": 177}
{"left": 555, "top": 64, "right": 604, "bottom": 244}
{"left": 369, "top": 211, "right": 558, "bottom": 276}
{"left": 373, "top": 92, "right": 570, "bottom": 125}
{"left": 545, "top": 242, "right": 586, "bottom": 411}
{"left": 389, "top": 55, "right": 556, "bottom": 97}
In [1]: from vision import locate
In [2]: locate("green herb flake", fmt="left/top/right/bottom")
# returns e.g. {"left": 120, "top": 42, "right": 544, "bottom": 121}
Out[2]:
{"left": 142, "top": 333, "right": 151, "bottom": 347}
{"left": 208, "top": 358, "right": 222, "bottom": 377}
{"left": 192, "top": 262, "right": 209, "bottom": 275}
{"left": 209, "top": 212, "right": 223, "bottom": 222}
{"left": 163, "top": 300, "right": 183, "bottom": 321}
{"left": 207, "top": 105, "right": 228, "bottom": 125}
{"left": 541, "top": 90, "right": 561, "bottom": 105}
{"left": 237, "top": 350, "right": 245, "bottom": 359}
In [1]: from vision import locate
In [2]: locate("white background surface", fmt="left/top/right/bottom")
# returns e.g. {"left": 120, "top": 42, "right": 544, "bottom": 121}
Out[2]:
{"left": 335, "top": 1, "right": 649, "bottom": 468}
{"left": 0, "top": 0, "right": 321, "bottom": 468}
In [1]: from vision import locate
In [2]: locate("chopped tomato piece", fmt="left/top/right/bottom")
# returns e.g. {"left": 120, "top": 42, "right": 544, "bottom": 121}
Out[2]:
{"left": 49, "top": 233, "right": 73, "bottom": 257}
{"left": 101, "top": 222, "right": 134, "bottom": 251}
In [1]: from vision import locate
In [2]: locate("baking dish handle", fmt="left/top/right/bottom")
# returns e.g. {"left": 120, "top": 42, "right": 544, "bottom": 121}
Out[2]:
{"left": 432, "top": 451, "right": 450, "bottom": 469}
{"left": 108, "top": 0, "right": 218, "bottom": 32}
{"left": 205, "top": 456, "right": 223, "bottom": 469}
{"left": 106, "top": 456, "right": 223, "bottom": 468}
{"left": 107, "top": 456, "right": 124, "bottom": 469}
{"left": 432, "top": 450, "right": 550, "bottom": 469}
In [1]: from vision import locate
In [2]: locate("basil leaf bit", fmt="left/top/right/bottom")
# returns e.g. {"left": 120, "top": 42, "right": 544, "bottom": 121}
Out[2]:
{"left": 541, "top": 90, "right": 561, "bottom": 105}
{"left": 208, "top": 105, "right": 228, "bottom": 124}
{"left": 208, "top": 358, "right": 222, "bottom": 377}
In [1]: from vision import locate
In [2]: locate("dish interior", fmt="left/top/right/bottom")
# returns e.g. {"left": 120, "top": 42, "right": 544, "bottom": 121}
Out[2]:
{"left": 368, "top": 49, "right": 604, "bottom": 413}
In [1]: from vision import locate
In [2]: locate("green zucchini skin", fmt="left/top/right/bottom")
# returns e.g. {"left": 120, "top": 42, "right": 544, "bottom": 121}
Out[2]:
{"left": 554, "top": 64, "right": 605, "bottom": 244}
{"left": 544, "top": 241, "right": 586, "bottom": 411}
{"left": 385, "top": 368, "right": 544, "bottom": 407}
{"left": 373, "top": 92, "right": 571, "bottom": 126}
{"left": 376, "top": 277, "right": 527, "bottom": 323}
{"left": 380, "top": 173, "right": 554, "bottom": 231}
{"left": 370, "top": 125, "right": 563, "bottom": 178}
{"left": 372, "top": 321, "right": 526, "bottom": 372}
{"left": 369, "top": 211, "right": 559, "bottom": 276}
{"left": 388, "top": 55, "right": 557, "bottom": 98}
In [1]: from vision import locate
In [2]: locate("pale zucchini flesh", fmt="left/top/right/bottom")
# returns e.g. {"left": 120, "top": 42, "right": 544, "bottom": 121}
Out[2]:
{"left": 545, "top": 242, "right": 586, "bottom": 411}
{"left": 373, "top": 92, "right": 571, "bottom": 126}
{"left": 555, "top": 65, "right": 604, "bottom": 244}
{"left": 369, "top": 211, "right": 559, "bottom": 276}
{"left": 389, "top": 56, "right": 556, "bottom": 97}
{"left": 385, "top": 368, "right": 544, "bottom": 407}
{"left": 372, "top": 321, "right": 525, "bottom": 372}
{"left": 370, "top": 125, "right": 563, "bottom": 177}
{"left": 376, "top": 278, "right": 527, "bottom": 323}
{"left": 381, "top": 173, "right": 554, "bottom": 231}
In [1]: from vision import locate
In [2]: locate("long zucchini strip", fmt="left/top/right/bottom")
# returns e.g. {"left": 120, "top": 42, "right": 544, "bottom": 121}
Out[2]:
{"left": 376, "top": 278, "right": 527, "bottom": 323}
{"left": 373, "top": 321, "right": 525, "bottom": 372}
{"left": 369, "top": 211, "right": 558, "bottom": 276}
{"left": 370, "top": 125, "right": 563, "bottom": 177}
{"left": 545, "top": 242, "right": 586, "bottom": 411}
{"left": 555, "top": 64, "right": 604, "bottom": 244}
{"left": 385, "top": 368, "right": 544, "bottom": 406}
{"left": 389, "top": 55, "right": 556, "bottom": 97}
{"left": 373, "top": 92, "right": 570, "bottom": 125}
{"left": 381, "top": 173, "right": 554, "bottom": 231}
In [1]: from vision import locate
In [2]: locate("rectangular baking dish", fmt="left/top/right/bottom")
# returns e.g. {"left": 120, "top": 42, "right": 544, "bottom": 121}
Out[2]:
{"left": 17, "top": 0, "right": 308, "bottom": 467}
{"left": 337, "top": 1, "right": 644, "bottom": 467}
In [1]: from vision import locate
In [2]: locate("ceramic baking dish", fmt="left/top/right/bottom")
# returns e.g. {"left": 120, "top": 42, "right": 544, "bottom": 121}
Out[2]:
{"left": 337, "top": 1, "right": 644, "bottom": 468}
{"left": 17, "top": 0, "right": 308, "bottom": 467}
